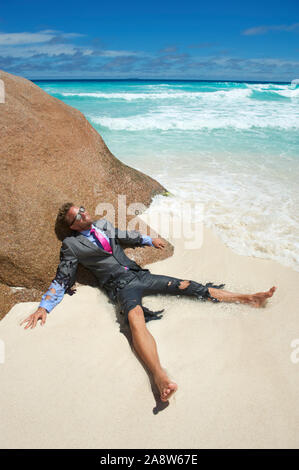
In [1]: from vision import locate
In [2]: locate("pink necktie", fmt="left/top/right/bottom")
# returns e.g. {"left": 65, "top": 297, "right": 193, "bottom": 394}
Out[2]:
{"left": 90, "top": 228, "right": 113, "bottom": 254}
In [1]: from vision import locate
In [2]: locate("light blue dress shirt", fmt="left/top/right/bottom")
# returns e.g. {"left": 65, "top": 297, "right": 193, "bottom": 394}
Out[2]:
{"left": 39, "top": 224, "right": 153, "bottom": 313}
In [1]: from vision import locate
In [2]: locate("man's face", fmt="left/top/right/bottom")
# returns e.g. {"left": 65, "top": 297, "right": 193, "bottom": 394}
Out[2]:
{"left": 66, "top": 206, "right": 92, "bottom": 231}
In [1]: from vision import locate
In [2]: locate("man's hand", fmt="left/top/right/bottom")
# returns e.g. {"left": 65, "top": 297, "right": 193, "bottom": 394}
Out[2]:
{"left": 152, "top": 238, "right": 166, "bottom": 250}
{"left": 21, "top": 307, "right": 47, "bottom": 329}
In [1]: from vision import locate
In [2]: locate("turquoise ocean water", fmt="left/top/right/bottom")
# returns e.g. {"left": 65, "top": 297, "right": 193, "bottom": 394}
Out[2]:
{"left": 35, "top": 79, "right": 299, "bottom": 271}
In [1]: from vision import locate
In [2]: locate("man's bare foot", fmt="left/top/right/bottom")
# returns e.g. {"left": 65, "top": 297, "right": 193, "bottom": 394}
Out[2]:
{"left": 248, "top": 286, "right": 277, "bottom": 308}
{"left": 154, "top": 370, "right": 178, "bottom": 402}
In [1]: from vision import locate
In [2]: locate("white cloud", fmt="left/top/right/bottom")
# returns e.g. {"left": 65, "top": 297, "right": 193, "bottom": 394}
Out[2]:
{"left": 0, "top": 30, "right": 84, "bottom": 46}
{"left": 0, "top": 44, "right": 139, "bottom": 59}
{"left": 95, "top": 49, "right": 139, "bottom": 57}
{"left": 243, "top": 23, "right": 299, "bottom": 36}
{"left": 0, "top": 29, "right": 138, "bottom": 59}
{"left": 0, "top": 43, "right": 84, "bottom": 58}
{"left": 195, "top": 55, "right": 299, "bottom": 68}
{"left": 82, "top": 49, "right": 93, "bottom": 56}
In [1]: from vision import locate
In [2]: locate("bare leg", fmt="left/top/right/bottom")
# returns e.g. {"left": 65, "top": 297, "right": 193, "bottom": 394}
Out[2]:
{"left": 162, "top": 279, "right": 277, "bottom": 308}
{"left": 128, "top": 305, "right": 178, "bottom": 402}
{"left": 208, "top": 286, "right": 277, "bottom": 307}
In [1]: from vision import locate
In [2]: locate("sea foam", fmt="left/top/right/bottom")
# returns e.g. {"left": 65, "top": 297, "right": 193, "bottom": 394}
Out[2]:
{"left": 37, "top": 79, "right": 299, "bottom": 272}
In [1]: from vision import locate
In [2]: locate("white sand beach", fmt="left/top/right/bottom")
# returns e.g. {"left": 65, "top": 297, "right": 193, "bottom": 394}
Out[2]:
{"left": 1, "top": 220, "right": 299, "bottom": 449}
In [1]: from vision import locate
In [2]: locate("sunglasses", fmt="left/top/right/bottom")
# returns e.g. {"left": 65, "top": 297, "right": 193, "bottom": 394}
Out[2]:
{"left": 70, "top": 206, "right": 86, "bottom": 226}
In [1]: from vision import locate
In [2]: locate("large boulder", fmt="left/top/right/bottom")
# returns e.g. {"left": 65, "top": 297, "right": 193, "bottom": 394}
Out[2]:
{"left": 0, "top": 70, "right": 173, "bottom": 318}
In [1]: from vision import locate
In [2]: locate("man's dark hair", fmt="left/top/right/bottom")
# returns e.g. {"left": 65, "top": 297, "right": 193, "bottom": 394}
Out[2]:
{"left": 55, "top": 202, "right": 75, "bottom": 241}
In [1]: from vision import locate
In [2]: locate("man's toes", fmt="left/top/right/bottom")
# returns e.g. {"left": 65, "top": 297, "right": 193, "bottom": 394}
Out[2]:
{"left": 161, "top": 383, "right": 178, "bottom": 401}
{"left": 265, "top": 286, "right": 276, "bottom": 298}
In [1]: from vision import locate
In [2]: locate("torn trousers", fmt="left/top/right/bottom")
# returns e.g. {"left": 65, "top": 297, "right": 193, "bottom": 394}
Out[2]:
{"left": 104, "top": 270, "right": 225, "bottom": 323}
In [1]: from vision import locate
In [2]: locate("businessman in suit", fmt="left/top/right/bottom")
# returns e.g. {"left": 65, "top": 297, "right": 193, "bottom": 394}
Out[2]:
{"left": 22, "top": 203, "right": 276, "bottom": 402}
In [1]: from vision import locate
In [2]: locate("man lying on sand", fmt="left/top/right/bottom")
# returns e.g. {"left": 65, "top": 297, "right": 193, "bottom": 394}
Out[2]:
{"left": 21, "top": 203, "right": 277, "bottom": 402}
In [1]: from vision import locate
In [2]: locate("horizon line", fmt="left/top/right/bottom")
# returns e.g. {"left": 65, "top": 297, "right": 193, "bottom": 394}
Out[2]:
{"left": 30, "top": 78, "right": 291, "bottom": 84}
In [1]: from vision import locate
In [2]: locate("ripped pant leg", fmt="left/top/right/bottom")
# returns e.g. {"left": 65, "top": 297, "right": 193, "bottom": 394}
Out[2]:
{"left": 141, "top": 273, "right": 225, "bottom": 303}
{"left": 165, "top": 279, "right": 226, "bottom": 302}
{"left": 116, "top": 284, "right": 164, "bottom": 324}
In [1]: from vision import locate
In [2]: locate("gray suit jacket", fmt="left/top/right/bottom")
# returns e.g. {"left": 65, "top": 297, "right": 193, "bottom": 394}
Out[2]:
{"left": 54, "top": 218, "right": 149, "bottom": 294}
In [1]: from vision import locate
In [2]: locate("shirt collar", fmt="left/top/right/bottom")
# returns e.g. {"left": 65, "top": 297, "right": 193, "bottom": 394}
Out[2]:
{"left": 80, "top": 223, "right": 96, "bottom": 236}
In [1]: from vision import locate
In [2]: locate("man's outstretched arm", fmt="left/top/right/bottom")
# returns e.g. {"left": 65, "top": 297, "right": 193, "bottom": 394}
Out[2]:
{"left": 21, "top": 241, "right": 78, "bottom": 329}
{"left": 104, "top": 220, "right": 166, "bottom": 249}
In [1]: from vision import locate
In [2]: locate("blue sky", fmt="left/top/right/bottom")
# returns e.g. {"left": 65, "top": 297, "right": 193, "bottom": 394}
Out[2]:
{"left": 0, "top": 0, "right": 298, "bottom": 81}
